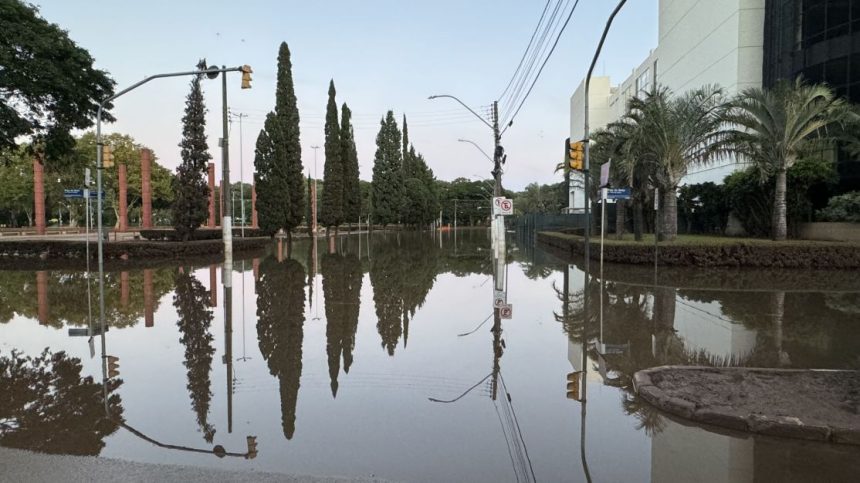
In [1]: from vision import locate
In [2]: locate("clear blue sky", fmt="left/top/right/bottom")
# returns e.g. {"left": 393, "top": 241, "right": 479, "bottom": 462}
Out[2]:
{"left": 38, "top": 0, "right": 657, "bottom": 190}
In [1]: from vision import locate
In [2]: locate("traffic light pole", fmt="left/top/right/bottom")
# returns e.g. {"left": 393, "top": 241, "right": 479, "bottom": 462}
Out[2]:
{"left": 583, "top": 0, "right": 627, "bottom": 262}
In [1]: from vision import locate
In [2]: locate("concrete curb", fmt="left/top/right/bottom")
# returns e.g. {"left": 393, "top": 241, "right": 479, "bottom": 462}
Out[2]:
{"left": 633, "top": 366, "right": 860, "bottom": 446}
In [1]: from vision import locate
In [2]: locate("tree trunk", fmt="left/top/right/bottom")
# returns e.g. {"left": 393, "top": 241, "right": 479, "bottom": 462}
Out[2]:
{"left": 660, "top": 188, "right": 677, "bottom": 241}
{"left": 652, "top": 286, "right": 677, "bottom": 359}
{"left": 615, "top": 199, "right": 626, "bottom": 240}
{"left": 633, "top": 198, "right": 643, "bottom": 241}
{"left": 771, "top": 291, "right": 790, "bottom": 366}
{"left": 773, "top": 168, "right": 788, "bottom": 241}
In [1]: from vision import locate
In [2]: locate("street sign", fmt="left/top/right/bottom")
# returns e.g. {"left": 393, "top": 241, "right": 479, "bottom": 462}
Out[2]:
{"left": 600, "top": 161, "right": 611, "bottom": 187}
{"left": 493, "top": 197, "right": 513, "bottom": 216}
{"left": 64, "top": 189, "right": 103, "bottom": 199}
{"left": 606, "top": 187, "right": 632, "bottom": 200}
{"left": 499, "top": 304, "right": 513, "bottom": 319}
{"left": 493, "top": 290, "right": 507, "bottom": 308}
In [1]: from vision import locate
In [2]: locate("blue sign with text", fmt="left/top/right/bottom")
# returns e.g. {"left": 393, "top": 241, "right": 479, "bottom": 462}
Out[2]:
{"left": 64, "top": 189, "right": 103, "bottom": 199}
{"left": 606, "top": 187, "right": 632, "bottom": 200}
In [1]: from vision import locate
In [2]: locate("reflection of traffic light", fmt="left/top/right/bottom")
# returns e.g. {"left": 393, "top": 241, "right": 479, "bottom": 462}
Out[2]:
{"left": 240, "top": 65, "right": 253, "bottom": 89}
{"left": 107, "top": 355, "right": 120, "bottom": 379}
{"left": 567, "top": 140, "right": 584, "bottom": 171}
{"left": 566, "top": 371, "right": 583, "bottom": 401}
{"left": 102, "top": 145, "right": 114, "bottom": 168}
{"left": 245, "top": 435, "right": 258, "bottom": 459}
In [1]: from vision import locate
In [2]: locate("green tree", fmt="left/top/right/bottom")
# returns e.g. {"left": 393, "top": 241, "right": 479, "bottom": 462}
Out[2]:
{"left": 173, "top": 270, "right": 216, "bottom": 443}
{"left": 371, "top": 111, "right": 403, "bottom": 226}
{"left": 172, "top": 60, "right": 211, "bottom": 241}
{"left": 624, "top": 85, "right": 730, "bottom": 240}
{"left": 254, "top": 42, "right": 304, "bottom": 239}
{"left": 0, "top": 0, "right": 115, "bottom": 159}
{"left": 726, "top": 78, "right": 853, "bottom": 240}
{"left": 320, "top": 80, "right": 343, "bottom": 230}
{"left": 0, "top": 147, "right": 34, "bottom": 226}
{"left": 341, "top": 104, "right": 361, "bottom": 226}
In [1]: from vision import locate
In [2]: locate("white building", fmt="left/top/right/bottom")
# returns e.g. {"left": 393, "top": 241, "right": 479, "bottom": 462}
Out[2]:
{"left": 568, "top": 0, "right": 766, "bottom": 206}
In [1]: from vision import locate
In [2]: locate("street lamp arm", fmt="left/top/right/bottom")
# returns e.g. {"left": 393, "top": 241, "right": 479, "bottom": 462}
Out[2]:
{"left": 457, "top": 138, "right": 493, "bottom": 163}
{"left": 428, "top": 94, "right": 494, "bottom": 131}
{"left": 102, "top": 66, "right": 242, "bottom": 107}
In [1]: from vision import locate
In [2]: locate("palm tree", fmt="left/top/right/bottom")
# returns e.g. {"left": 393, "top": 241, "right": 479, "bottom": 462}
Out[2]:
{"left": 624, "top": 85, "right": 731, "bottom": 240}
{"left": 726, "top": 78, "right": 852, "bottom": 240}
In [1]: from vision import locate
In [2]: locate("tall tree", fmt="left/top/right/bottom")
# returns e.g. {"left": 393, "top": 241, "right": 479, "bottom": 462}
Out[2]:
{"left": 254, "top": 42, "right": 304, "bottom": 239}
{"left": 320, "top": 80, "right": 343, "bottom": 230}
{"left": 172, "top": 60, "right": 211, "bottom": 241}
{"left": 726, "top": 78, "right": 854, "bottom": 240}
{"left": 0, "top": 0, "right": 115, "bottom": 159}
{"left": 173, "top": 270, "right": 216, "bottom": 443}
{"left": 321, "top": 252, "right": 362, "bottom": 397}
{"left": 371, "top": 111, "right": 403, "bottom": 226}
{"left": 341, "top": 104, "right": 361, "bottom": 225}
{"left": 402, "top": 114, "right": 409, "bottom": 165}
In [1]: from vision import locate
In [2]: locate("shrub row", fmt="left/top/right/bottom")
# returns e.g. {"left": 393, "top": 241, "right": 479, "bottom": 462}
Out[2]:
{"left": 0, "top": 238, "right": 270, "bottom": 263}
{"left": 537, "top": 232, "right": 860, "bottom": 269}
{"left": 139, "top": 228, "right": 266, "bottom": 241}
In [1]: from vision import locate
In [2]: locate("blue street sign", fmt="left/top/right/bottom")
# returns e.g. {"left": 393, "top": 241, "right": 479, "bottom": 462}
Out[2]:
{"left": 606, "top": 187, "right": 632, "bottom": 200}
{"left": 64, "top": 189, "right": 103, "bottom": 199}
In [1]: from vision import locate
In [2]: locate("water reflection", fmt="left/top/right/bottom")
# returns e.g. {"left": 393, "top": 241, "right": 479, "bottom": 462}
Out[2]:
{"left": 1, "top": 230, "right": 859, "bottom": 480}
{"left": 255, "top": 256, "right": 305, "bottom": 440}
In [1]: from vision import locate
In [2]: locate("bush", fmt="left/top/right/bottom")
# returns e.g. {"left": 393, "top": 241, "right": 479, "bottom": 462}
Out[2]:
{"left": 139, "top": 228, "right": 266, "bottom": 241}
{"left": 817, "top": 191, "right": 860, "bottom": 222}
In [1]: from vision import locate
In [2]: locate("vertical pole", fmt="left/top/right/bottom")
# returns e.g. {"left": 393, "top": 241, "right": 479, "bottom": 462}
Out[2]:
{"left": 654, "top": 187, "right": 660, "bottom": 275}
{"left": 208, "top": 163, "right": 216, "bottom": 227}
{"left": 251, "top": 183, "right": 258, "bottom": 228}
{"left": 221, "top": 67, "right": 233, "bottom": 274}
{"left": 118, "top": 163, "right": 128, "bottom": 231}
{"left": 140, "top": 149, "right": 152, "bottom": 229}
{"left": 238, "top": 113, "right": 246, "bottom": 237}
{"left": 492, "top": 101, "right": 502, "bottom": 198}
{"left": 584, "top": 0, "right": 627, "bottom": 265}
{"left": 33, "top": 158, "right": 46, "bottom": 235}
{"left": 600, "top": 188, "right": 606, "bottom": 274}
{"left": 454, "top": 199, "right": 457, "bottom": 232}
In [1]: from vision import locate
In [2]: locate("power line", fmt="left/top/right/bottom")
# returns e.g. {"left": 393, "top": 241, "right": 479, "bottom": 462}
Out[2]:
{"left": 498, "top": 0, "right": 553, "bottom": 101}
{"left": 502, "top": 0, "right": 582, "bottom": 132}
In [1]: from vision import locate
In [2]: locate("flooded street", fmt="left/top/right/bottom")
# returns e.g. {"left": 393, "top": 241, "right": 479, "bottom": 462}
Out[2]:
{"left": 2, "top": 230, "right": 860, "bottom": 482}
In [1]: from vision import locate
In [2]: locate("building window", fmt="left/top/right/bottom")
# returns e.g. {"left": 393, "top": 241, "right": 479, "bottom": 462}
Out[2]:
{"left": 636, "top": 68, "right": 650, "bottom": 95}
{"left": 802, "top": 0, "right": 855, "bottom": 47}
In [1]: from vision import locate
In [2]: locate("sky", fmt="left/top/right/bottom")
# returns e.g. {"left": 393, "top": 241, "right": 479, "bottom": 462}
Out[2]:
{"left": 36, "top": 0, "right": 658, "bottom": 191}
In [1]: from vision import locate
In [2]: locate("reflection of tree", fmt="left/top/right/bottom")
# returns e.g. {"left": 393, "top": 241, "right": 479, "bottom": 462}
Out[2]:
{"left": 256, "top": 257, "right": 306, "bottom": 440}
{"left": 369, "top": 234, "right": 438, "bottom": 355}
{"left": 321, "top": 253, "right": 362, "bottom": 397}
{"left": 173, "top": 270, "right": 216, "bottom": 443}
{"left": 0, "top": 349, "right": 123, "bottom": 455}
{"left": 0, "top": 268, "right": 174, "bottom": 328}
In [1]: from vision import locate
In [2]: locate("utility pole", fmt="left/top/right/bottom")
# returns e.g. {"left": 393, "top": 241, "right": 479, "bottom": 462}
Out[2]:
{"left": 231, "top": 111, "right": 248, "bottom": 237}
{"left": 491, "top": 101, "right": 502, "bottom": 198}
{"left": 311, "top": 145, "right": 320, "bottom": 235}
{"left": 221, "top": 66, "right": 233, "bottom": 273}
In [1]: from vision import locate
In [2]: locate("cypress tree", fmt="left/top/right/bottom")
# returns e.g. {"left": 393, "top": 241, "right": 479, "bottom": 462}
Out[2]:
{"left": 253, "top": 113, "right": 286, "bottom": 236}
{"left": 341, "top": 103, "right": 361, "bottom": 226}
{"left": 402, "top": 114, "right": 409, "bottom": 166}
{"left": 370, "top": 111, "right": 403, "bottom": 226}
{"left": 320, "top": 80, "right": 343, "bottom": 230}
{"left": 172, "top": 59, "right": 211, "bottom": 241}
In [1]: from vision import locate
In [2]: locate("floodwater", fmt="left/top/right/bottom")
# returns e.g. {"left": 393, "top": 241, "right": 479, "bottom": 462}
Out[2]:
{"left": 1, "top": 230, "right": 860, "bottom": 482}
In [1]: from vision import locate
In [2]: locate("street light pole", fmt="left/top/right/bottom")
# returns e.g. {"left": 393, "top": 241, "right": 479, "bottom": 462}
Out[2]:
{"left": 311, "top": 145, "right": 320, "bottom": 235}
{"left": 221, "top": 66, "right": 233, "bottom": 280}
{"left": 231, "top": 112, "right": 248, "bottom": 237}
{"left": 583, "top": 0, "right": 627, "bottom": 262}
{"left": 457, "top": 138, "right": 493, "bottom": 163}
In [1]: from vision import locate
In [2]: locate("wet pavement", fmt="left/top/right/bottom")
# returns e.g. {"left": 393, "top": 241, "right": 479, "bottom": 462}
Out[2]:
{"left": 1, "top": 229, "right": 859, "bottom": 482}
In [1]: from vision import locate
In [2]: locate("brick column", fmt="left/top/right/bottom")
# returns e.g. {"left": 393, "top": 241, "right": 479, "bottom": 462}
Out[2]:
{"left": 33, "top": 158, "right": 46, "bottom": 235}
{"left": 251, "top": 183, "right": 258, "bottom": 228}
{"left": 252, "top": 258, "right": 260, "bottom": 282}
{"left": 209, "top": 265, "right": 217, "bottom": 307}
{"left": 277, "top": 238, "right": 284, "bottom": 262}
{"left": 118, "top": 163, "right": 128, "bottom": 231}
{"left": 120, "top": 271, "right": 130, "bottom": 308}
{"left": 36, "top": 270, "right": 49, "bottom": 325}
{"left": 143, "top": 269, "right": 154, "bottom": 327}
{"left": 141, "top": 148, "right": 152, "bottom": 229}
{"left": 208, "top": 163, "right": 216, "bottom": 228}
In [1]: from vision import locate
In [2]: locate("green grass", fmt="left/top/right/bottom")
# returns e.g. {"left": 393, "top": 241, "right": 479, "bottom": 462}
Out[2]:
{"left": 543, "top": 232, "right": 856, "bottom": 246}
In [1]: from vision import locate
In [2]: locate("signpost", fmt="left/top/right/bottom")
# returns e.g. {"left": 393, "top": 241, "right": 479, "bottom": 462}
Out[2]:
{"left": 493, "top": 289, "right": 507, "bottom": 308}
{"left": 606, "top": 187, "right": 631, "bottom": 200}
{"left": 492, "top": 197, "right": 513, "bottom": 216}
{"left": 64, "top": 189, "right": 103, "bottom": 199}
{"left": 499, "top": 304, "right": 513, "bottom": 319}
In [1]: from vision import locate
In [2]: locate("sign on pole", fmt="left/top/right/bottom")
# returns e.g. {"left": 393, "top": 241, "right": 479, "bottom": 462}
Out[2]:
{"left": 493, "top": 197, "right": 513, "bottom": 216}
{"left": 606, "top": 187, "right": 632, "bottom": 200}
{"left": 493, "top": 290, "right": 507, "bottom": 308}
{"left": 600, "top": 160, "right": 611, "bottom": 187}
{"left": 499, "top": 304, "right": 513, "bottom": 319}
{"left": 65, "top": 189, "right": 104, "bottom": 199}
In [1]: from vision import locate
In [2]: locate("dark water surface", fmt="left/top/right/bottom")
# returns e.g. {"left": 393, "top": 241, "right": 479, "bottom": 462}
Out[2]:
{"left": 1, "top": 230, "right": 860, "bottom": 482}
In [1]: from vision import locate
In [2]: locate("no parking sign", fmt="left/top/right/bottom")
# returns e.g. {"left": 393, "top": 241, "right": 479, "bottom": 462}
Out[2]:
{"left": 493, "top": 197, "right": 513, "bottom": 216}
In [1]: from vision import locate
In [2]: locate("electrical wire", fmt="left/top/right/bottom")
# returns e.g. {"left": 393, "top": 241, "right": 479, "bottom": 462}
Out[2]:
{"left": 498, "top": 0, "right": 553, "bottom": 102}
{"left": 502, "top": 0, "right": 582, "bottom": 132}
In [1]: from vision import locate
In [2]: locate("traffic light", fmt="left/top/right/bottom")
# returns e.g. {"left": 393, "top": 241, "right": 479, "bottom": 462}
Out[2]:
{"left": 107, "top": 355, "right": 120, "bottom": 379}
{"left": 245, "top": 435, "right": 258, "bottom": 459}
{"left": 566, "top": 371, "right": 583, "bottom": 401}
{"left": 567, "top": 140, "right": 584, "bottom": 171}
{"left": 240, "top": 65, "right": 253, "bottom": 89}
{"left": 102, "top": 145, "right": 114, "bottom": 169}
